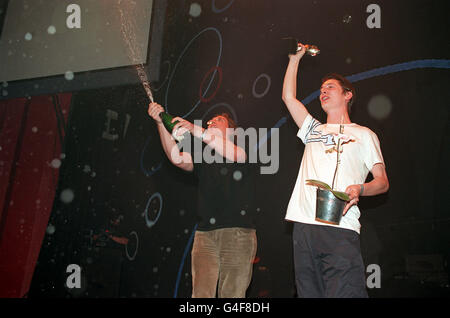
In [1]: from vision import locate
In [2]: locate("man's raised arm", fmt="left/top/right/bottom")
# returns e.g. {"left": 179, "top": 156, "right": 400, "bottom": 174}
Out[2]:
{"left": 147, "top": 103, "right": 193, "bottom": 172}
{"left": 282, "top": 44, "right": 310, "bottom": 129}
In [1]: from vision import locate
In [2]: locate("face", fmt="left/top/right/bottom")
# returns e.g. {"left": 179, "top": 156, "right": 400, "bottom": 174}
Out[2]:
{"left": 207, "top": 115, "right": 229, "bottom": 136}
{"left": 320, "top": 79, "right": 352, "bottom": 111}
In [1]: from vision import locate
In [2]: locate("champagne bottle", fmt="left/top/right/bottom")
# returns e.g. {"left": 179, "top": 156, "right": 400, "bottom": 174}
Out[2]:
{"left": 159, "top": 112, "right": 186, "bottom": 141}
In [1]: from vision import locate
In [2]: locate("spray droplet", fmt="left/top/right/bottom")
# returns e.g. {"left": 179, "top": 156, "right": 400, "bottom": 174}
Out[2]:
{"left": 65, "top": 71, "right": 74, "bottom": 81}
{"left": 233, "top": 170, "right": 242, "bottom": 181}
{"left": 46, "top": 224, "right": 56, "bottom": 235}
{"left": 50, "top": 158, "right": 61, "bottom": 169}
{"left": 24, "top": 33, "right": 32, "bottom": 41}
{"left": 47, "top": 25, "right": 56, "bottom": 35}
{"left": 60, "top": 189, "right": 75, "bottom": 203}
{"left": 367, "top": 94, "right": 393, "bottom": 120}
{"left": 189, "top": 3, "right": 202, "bottom": 17}
{"left": 343, "top": 14, "right": 352, "bottom": 24}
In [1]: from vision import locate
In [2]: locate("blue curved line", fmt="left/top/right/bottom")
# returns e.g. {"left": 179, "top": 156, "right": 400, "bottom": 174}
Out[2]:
{"left": 140, "top": 136, "right": 162, "bottom": 176}
{"left": 173, "top": 223, "right": 198, "bottom": 298}
{"left": 301, "top": 59, "right": 450, "bottom": 107}
{"left": 254, "top": 116, "right": 287, "bottom": 152}
{"left": 346, "top": 59, "right": 450, "bottom": 83}
{"left": 165, "top": 27, "right": 223, "bottom": 118}
{"left": 212, "top": 0, "right": 235, "bottom": 13}
{"left": 258, "top": 59, "right": 450, "bottom": 149}
{"left": 301, "top": 59, "right": 450, "bottom": 109}
{"left": 144, "top": 192, "right": 163, "bottom": 228}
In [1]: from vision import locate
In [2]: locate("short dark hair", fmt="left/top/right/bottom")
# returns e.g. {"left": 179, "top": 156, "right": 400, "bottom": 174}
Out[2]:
{"left": 321, "top": 73, "right": 355, "bottom": 112}
{"left": 207, "top": 112, "right": 237, "bottom": 129}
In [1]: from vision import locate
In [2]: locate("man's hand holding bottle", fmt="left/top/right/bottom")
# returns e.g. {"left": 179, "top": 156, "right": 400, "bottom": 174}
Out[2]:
{"left": 148, "top": 102, "right": 195, "bottom": 140}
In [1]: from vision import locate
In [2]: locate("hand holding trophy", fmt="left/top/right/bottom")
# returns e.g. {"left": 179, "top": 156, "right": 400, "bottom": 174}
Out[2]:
{"left": 283, "top": 37, "right": 320, "bottom": 56}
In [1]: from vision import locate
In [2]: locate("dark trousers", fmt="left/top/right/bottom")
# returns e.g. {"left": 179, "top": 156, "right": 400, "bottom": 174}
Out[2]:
{"left": 293, "top": 222, "right": 368, "bottom": 298}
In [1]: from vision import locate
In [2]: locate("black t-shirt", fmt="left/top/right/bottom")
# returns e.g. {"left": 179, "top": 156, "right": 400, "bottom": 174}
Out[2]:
{"left": 190, "top": 140, "right": 256, "bottom": 231}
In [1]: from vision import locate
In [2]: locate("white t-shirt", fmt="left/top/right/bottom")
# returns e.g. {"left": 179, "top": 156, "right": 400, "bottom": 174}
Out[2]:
{"left": 285, "top": 114, "right": 385, "bottom": 234}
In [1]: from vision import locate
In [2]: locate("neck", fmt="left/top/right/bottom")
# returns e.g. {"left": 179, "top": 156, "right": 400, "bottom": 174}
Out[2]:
{"left": 326, "top": 108, "right": 351, "bottom": 124}
{"left": 225, "top": 131, "right": 234, "bottom": 141}
{"left": 210, "top": 127, "right": 234, "bottom": 141}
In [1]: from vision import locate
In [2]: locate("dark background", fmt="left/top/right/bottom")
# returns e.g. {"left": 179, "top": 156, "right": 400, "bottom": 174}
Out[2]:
{"left": 1, "top": 0, "right": 449, "bottom": 298}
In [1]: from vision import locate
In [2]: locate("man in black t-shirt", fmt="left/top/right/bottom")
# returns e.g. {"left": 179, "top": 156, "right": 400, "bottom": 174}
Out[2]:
{"left": 148, "top": 102, "right": 257, "bottom": 298}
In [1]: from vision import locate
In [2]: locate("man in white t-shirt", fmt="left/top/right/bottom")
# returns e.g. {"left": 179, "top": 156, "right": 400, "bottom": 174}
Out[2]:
{"left": 282, "top": 43, "right": 389, "bottom": 297}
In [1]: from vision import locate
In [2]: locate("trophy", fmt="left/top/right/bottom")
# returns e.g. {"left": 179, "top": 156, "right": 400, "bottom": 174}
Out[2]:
{"left": 283, "top": 37, "right": 320, "bottom": 56}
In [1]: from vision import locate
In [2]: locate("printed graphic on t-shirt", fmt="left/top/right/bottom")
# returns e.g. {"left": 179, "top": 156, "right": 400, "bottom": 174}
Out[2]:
{"left": 304, "top": 118, "right": 355, "bottom": 154}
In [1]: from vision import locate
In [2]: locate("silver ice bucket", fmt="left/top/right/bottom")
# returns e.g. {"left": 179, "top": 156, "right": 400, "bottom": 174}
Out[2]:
{"left": 315, "top": 188, "right": 346, "bottom": 225}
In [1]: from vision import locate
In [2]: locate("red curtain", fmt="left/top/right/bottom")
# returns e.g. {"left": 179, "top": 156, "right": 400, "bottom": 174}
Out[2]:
{"left": 0, "top": 93, "right": 72, "bottom": 297}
